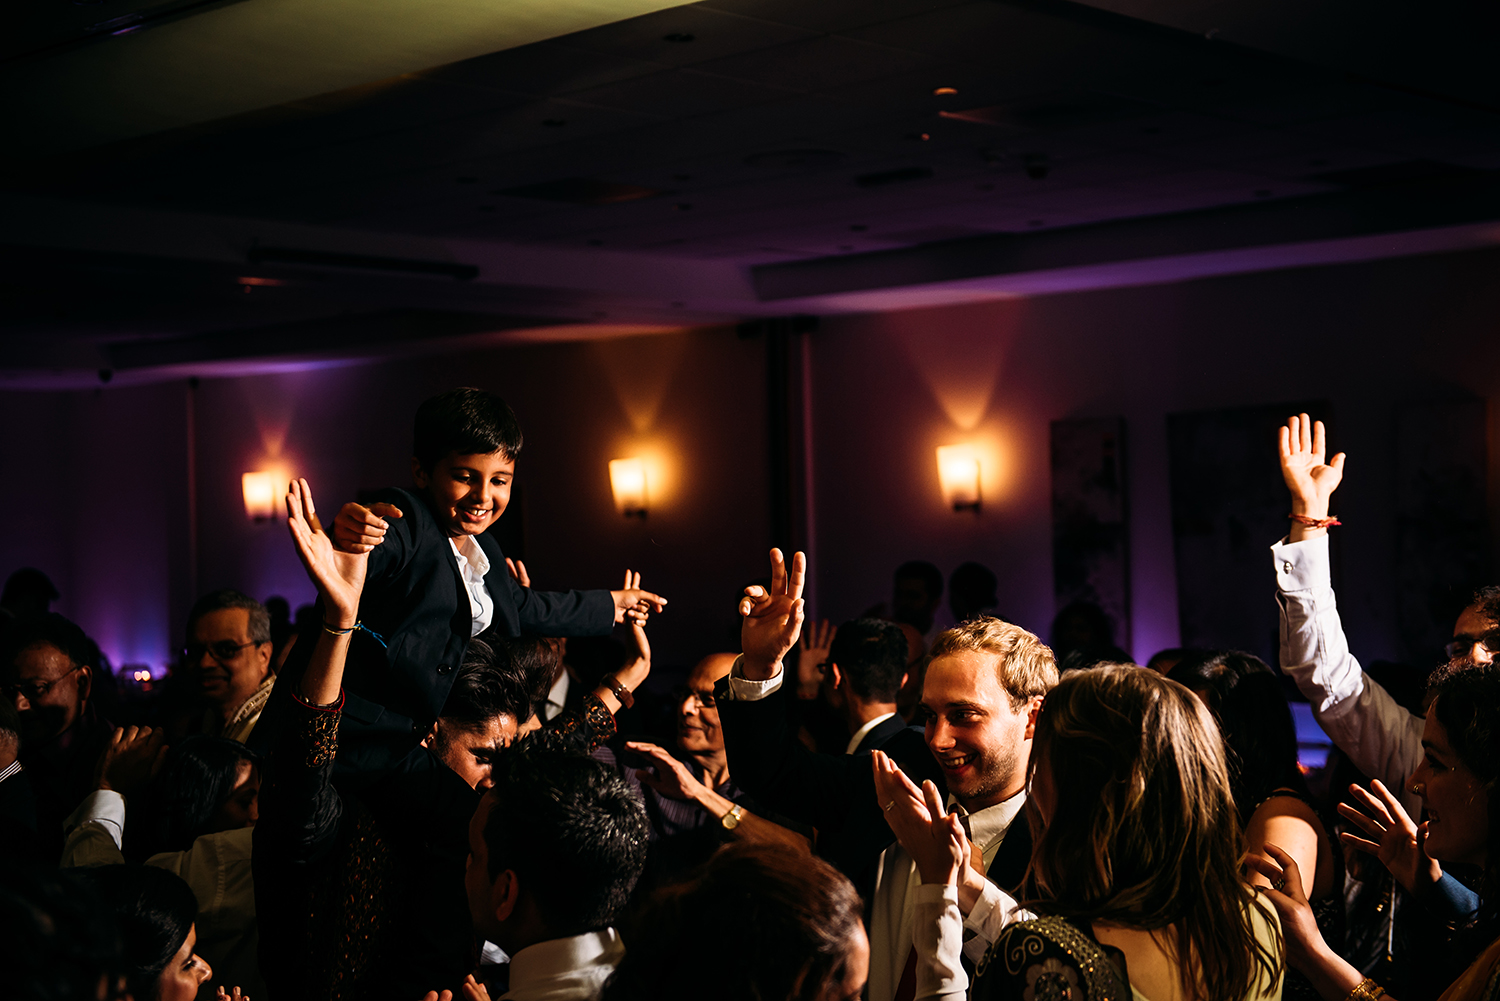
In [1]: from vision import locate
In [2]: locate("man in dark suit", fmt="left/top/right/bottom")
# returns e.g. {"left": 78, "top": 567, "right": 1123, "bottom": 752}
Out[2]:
{"left": 717, "top": 550, "right": 1057, "bottom": 1001}
{"left": 817, "top": 618, "right": 913, "bottom": 755}
{"left": 256, "top": 388, "right": 664, "bottom": 775}
{"left": 0, "top": 698, "right": 37, "bottom": 859}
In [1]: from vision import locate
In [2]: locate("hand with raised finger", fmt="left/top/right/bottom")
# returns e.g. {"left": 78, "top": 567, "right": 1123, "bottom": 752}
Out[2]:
{"left": 627, "top": 741, "right": 707, "bottom": 802}
{"left": 287, "top": 479, "right": 367, "bottom": 626}
{"left": 1279, "top": 413, "right": 1345, "bottom": 542}
{"left": 795, "top": 619, "right": 835, "bottom": 699}
{"left": 740, "top": 549, "right": 807, "bottom": 680}
{"left": 96, "top": 726, "right": 169, "bottom": 798}
{"left": 505, "top": 558, "right": 531, "bottom": 588}
{"left": 612, "top": 569, "right": 668, "bottom": 624}
{"left": 1337, "top": 780, "right": 1441, "bottom": 894}
{"left": 332, "top": 501, "right": 403, "bottom": 554}
{"left": 461, "top": 975, "right": 491, "bottom": 1001}
{"left": 215, "top": 987, "right": 247, "bottom": 1001}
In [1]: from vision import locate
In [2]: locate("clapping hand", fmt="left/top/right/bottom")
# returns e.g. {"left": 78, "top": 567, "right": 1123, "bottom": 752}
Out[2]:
{"left": 740, "top": 549, "right": 807, "bottom": 681}
{"left": 96, "top": 726, "right": 168, "bottom": 798}
{"left": 1337, "top": 780, "right": 1441, "bottom": 894}
{"left": 287, "top": 479, "right": 367, "bottom": 625}
{"left": 795, "top": 619, "right": 835, "bottom": 699}
{"left": 872, "top": 750, "right": 967, "bottom": 887}
{"left": 1279, "top": 414, "right": 1345, "bottom": 540}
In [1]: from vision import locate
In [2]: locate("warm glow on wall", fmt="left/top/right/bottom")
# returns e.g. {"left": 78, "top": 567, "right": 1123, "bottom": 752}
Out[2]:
{"left": 609, "top": 457, "right": 648, "bottom": 517}
{"left": 936, "top": 444, "right": 982, "bottom": 512}
{"left": 242, "top": 469, "right": 290, "bottom": 521}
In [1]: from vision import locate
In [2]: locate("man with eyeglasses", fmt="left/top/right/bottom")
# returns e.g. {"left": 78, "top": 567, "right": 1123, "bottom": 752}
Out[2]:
{"left": 181, "top": 590, "right": 275, "bottom": 744}
{"left": 1276, "top": 414, "right": 1498, "bottom": 816}
{"left": 2, "top": 612, "right": 113, "bottom": 862}
{"left": 618, "top": 651, "right": 810, "bottom": 892}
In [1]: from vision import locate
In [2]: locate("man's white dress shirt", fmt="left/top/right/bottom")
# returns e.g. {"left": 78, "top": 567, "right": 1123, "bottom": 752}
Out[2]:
{"left": 846, "top": 711, "right": 899, "bottom": 755}
{"left": 1273, "top": 534, "right": 1424, "bottom": 813}
{"left": 450, "top": 535, "right": 495, "bottom": 638}
{"left": 722, "top": 663, "right": 1028, "bottom": 1001}
{"left": 545, "top": 670, "right": 571, "bottom": 722}
{"left": 500, "top": 928, "right": 625, "bottom": 1001}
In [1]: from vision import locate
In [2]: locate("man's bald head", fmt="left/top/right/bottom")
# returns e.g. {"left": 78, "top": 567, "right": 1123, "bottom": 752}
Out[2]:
{"left": 688, "top": 653, "right": 738, "bottom": 691}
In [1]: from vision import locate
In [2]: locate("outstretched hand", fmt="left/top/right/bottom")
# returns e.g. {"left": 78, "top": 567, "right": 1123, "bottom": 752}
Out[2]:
{"left": 872, "top": 750, "right": 967, "bottom": 887}
{"left": 740, "top": 549, "right": 807, "bottom": 681}
{"left": 287, "top": 479, "right": 367, "bottom": 625}
{"left": 1337, "top": 780, "right": 1441, "bottom": 894}
{"left": 795, "top": 619, "right": 835, "bottom": 699}
{"left": 96, "top": 726, "right": 169, "bottom": 798}
{"left": 1279, "top": 413, "right": 1344, "bottom": 540}
{"left": 611, "top": 568, "right": 667, "bottom": 624}
{"left": 627, "top": 741, "right": 709, "bottom": 802}
{"left": 333, "top": 501, "right": 403, "bottom": 554}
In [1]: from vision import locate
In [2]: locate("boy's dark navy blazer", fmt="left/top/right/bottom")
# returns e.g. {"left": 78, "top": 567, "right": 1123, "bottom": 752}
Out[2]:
{"left": 261, "top": 486, "right": 614, "bottom": 773}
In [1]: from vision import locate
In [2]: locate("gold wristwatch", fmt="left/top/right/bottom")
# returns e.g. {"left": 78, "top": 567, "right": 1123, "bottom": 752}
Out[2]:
{"left": 720, "top": 804, "right": 744, "bottom": 830}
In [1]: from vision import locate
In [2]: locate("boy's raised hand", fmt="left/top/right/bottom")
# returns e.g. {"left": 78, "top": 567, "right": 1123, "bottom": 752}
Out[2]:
{"left": 611, "top": 568, "right": 667, "bottom": 624}
{"left": 287, "top": 479, "right": 368, "bottom": 624}
{"left": 333, "top": 500, "right": 404, "bottom": 554}
{"left": 740, "top": 548, "right": 806, "bottom": 681}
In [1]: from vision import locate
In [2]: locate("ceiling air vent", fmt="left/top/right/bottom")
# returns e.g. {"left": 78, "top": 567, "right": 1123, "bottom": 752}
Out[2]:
{"left": 495, "top": 178, "right": 664, "bottom": 205}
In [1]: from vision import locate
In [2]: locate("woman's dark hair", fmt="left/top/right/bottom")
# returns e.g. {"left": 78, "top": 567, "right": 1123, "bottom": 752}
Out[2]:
{"left": 442, "top": 639, "right": 537, "bottom": 730}
{"left": 1428, "top": 660, "right": 1500, "bottom": 922}
{"left": 74, "top": 864, "right": 197, "bottom": 1001}
{"left": 1026, "top": 666, "right": 1281, "bottom": 1001}
{"left": 602, "top": 844, "right": 864, "bottom": 1001}
{"left": 0, "top": 864, "right": 122, "bottom": 1001}
{"left": 1168, "top": 650, "right": 1307, "bottom": 824}
{"left": 130, "top": 735, "right": 259, "bottom": 858}
{"left": 413, "top": 387, "right": 523, "bottom": 469}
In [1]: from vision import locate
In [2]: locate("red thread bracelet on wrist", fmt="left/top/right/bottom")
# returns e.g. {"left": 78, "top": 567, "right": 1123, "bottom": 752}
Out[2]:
{"left": 1289, "top": 513, "right": 1342, "bottom": 529}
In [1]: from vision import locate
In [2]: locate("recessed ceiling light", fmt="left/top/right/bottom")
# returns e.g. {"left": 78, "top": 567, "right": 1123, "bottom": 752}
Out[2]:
{"left": 919, "top": 133, "right": 931, "bottom": 141}
{"left": 933, "top": 87, "right": 958, "bottom": 96}
{"left": 663, "top": 32, "right": 695, "bottom": 42}
{"left": 542, "top": 119, "right": 567, "bottom": 127}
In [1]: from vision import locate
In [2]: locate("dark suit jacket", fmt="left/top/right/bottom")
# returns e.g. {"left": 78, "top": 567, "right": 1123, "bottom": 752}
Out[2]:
{"left": 0, "top": 765, "right": 38, "bottom": 861}
{"left": 257, "top": 487, "right": 615, "bottom": 774}
{"left": 717, "top": 677, "right": 1032, "bottom": 906}
{"left": 852, "top": 713, "right": 909, "bottom": 755}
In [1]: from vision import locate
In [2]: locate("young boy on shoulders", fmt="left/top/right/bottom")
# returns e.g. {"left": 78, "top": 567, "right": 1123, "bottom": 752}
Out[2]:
{"left": 272, "top": 387, "right": 665, "bottom": 774}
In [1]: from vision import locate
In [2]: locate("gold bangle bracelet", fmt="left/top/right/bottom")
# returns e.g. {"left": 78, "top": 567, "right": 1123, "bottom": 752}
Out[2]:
{"left": 1346, "top": 978, "right": 1385, "bottom": 1001}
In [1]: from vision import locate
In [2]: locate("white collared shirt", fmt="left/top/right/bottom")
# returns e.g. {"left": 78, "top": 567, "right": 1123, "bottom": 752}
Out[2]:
{"left": 545, "top": 670, "right": 571, "bottom": 721}
{"left": 0, "top": 759, "right": 21, "bottom": 786}
{"left": 846, "top": 711, "right": 899, "bottom": 755}
{"left": 500, "top": 928, "right": 625, "bottom": 1001}
{"left": 450, "top": 535, "right": 495, "bottom": 638}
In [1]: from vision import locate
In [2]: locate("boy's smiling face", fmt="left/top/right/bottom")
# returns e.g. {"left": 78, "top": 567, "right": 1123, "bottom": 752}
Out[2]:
{"left": 413, "top": 450, "right": 515, "bottom": 538}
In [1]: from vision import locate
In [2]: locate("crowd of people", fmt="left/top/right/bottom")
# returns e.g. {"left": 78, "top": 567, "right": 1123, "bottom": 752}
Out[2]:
{"left": 2, "top": 390, "right": 1497, "bottom": 1001}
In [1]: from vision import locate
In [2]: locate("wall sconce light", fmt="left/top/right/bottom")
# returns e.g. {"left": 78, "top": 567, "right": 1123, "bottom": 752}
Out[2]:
{"left": 609, "top": 457, "right": 648, "bottom": 518}
{"left": 242, "top": 471, "right": 283, "bottom": 521}
{"left": 936, "top": 445, "right": 981, "bottom": 512}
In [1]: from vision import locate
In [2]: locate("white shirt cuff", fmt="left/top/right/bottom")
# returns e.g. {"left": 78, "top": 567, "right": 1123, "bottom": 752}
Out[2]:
{"left": 66, "top": 789, "right": 126, "bottom": 850}
{"left": 1271, "top": 533, "right": 1331, "bottom": 591}
{"left": 915, "top": 882, "right": 959, "bottom": 904}
{"left": 962, "top": 880, "right": 1032, "bottom": 965}
{"left": 722, "top": 655, "right": 784, "bottom": 701}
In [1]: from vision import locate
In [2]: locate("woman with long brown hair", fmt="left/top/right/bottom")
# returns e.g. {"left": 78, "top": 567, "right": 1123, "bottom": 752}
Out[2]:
{"left": 876, "top": 665, "right": 1283, "bottom": 1000}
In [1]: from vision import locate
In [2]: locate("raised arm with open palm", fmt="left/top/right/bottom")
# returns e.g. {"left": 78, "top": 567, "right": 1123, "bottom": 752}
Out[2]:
{"left": 285, "top": 478, "right": 368, "bottom": 705}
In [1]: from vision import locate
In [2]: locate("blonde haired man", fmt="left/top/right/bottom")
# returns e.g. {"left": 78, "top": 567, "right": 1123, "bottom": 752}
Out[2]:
{"left": 718, "top": 550, "right": 1058, "bottom": 1001}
